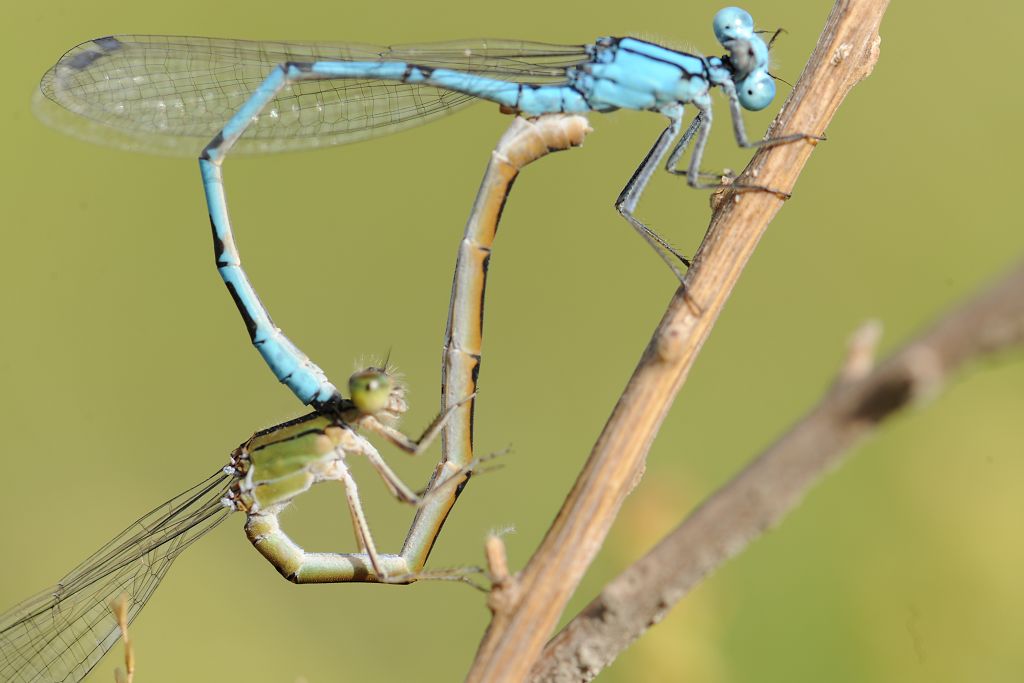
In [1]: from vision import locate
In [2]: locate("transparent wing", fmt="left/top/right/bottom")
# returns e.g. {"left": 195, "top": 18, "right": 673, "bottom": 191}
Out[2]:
{"left": 37, "top": 35, "right": 590, "bottom": 155}
{"left": 0, "top": 470, "right": 234, "bottom": 683}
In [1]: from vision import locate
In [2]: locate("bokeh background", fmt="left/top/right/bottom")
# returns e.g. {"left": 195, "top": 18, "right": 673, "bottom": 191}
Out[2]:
{"left": 2, "top": 1, "right": 1022, "bottom": 681}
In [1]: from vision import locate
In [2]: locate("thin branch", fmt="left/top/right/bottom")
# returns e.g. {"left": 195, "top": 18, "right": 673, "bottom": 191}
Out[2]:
{"left": 465, "top": 0, "right": 890, "bottom": 679}
{"left": 532, "top": 260, "right": 1024, "bottom": 681}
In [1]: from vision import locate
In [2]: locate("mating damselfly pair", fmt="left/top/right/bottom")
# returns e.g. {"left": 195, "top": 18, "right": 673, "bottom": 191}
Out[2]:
{"left": 4, "top": 7, "right": 816, "bottom": 681}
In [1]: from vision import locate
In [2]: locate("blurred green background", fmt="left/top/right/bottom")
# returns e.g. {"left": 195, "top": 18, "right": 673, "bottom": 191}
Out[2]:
{"left": 1, "top": 1, "right": 1022, "bottom": 681}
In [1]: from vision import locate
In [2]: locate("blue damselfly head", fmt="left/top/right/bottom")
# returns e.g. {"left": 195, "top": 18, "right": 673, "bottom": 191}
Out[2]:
{"left": 713, "top": 7, "right": 775, "bottom": 111}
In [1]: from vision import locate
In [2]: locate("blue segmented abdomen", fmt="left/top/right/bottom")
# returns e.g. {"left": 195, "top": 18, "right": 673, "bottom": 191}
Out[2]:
{"left": 201, "top": 158, "right": 339, "bottom": 405}
{"left": 310, "top": 61, "right": 592, "bottom": 116}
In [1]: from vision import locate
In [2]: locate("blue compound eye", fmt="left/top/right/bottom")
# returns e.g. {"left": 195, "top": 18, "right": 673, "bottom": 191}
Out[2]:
{"left": 737, "top": 70, "right": 775, "bottom": 111}
{"left": 714, "top": 7, "right": 755, "bottom": 43}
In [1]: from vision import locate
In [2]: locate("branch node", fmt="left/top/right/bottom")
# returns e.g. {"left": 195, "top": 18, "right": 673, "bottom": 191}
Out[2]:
{"left": 836, "top": 319, "right": 883, "bottom": 385}
{"left": 655, "top": 322, "right": 691, "bottom": 363}
{"left": 852, "top": 36, "right": 884, "bottom": 83}
{"left": 485, "top": 532, "right": 521, "bottom": 615}
{"left": 831, "top": 42, "right": 854, "bottom": 65}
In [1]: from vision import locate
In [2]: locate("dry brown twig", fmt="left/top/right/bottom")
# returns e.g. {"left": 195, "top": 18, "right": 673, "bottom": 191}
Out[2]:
{"left": 466, "top": 0, "right": 893, "bottom": 680}
{"left": 530, "top": 261, "right": 1024, "bottom": 681}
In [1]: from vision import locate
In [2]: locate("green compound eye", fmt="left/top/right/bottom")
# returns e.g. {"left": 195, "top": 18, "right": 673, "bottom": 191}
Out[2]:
{"left": 348, "top": 368, "right": 393, "bottom": 415}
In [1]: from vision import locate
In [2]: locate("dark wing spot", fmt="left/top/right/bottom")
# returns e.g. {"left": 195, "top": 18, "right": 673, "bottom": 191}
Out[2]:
{"left": 93, "top": 36, "right": 123, "bottom": 52}
{"left": 66, "top": 50, "right": 105, "bottom": 70}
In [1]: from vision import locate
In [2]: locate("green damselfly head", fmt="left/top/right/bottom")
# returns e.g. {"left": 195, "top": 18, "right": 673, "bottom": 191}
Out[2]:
{"left": 349, "top": 366, "right": 406, "bottom": 418}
